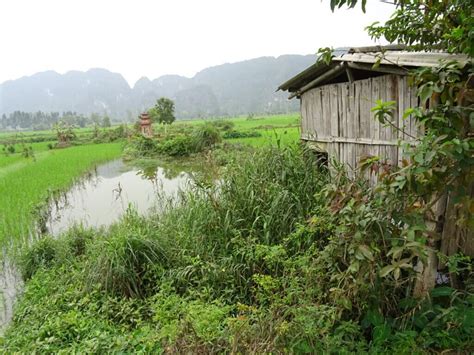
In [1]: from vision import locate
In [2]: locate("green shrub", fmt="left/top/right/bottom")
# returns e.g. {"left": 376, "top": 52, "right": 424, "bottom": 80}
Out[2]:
{"left": 3, "top": 143, "right": 16, "bottom": 155}
{"left": 123, "top": 135, "right": 159, "bottom": 159}
{"left": 223, "top": 130, "right": 262, "bottom": 139}
{"left": 157, "top": 135, "right": 194, "bottom": 157}
{"left": 19, "top": 236, "right": 66, "bottom": 280}
{"left": 209, "top": 120, "right": 235, "bottom": 131}
{"left": 191, "top": 124, "right": 222, "bottom": 152}
{"left": 63, "top": 225, "right": 96, "bottom": 256}
{"left": 85, "top": 212, "right": 171, "bottom": 297}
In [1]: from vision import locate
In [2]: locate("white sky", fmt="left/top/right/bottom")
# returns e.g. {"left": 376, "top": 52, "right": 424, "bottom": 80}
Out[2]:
{"left": 0, "top": 0, "right": 394, "bottom": 87}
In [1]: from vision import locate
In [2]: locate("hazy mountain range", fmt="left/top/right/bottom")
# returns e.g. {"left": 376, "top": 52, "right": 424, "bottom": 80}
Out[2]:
{"left": 0, "top": 55, "right": 317, "bottom": 120}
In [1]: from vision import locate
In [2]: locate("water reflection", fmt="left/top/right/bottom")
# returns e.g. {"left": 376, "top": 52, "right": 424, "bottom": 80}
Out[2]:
{"left": 47, "top": 159, "right": 192, "bottom": 236}
{"left": 0, "top": 252, "right": 22, "bottom": 334}
{"left": 0, "top": 158, "right": 201, "bottom": 332}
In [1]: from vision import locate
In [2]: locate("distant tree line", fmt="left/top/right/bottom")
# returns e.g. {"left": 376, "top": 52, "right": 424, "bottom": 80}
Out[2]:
{"left": 0, "top": 111, "right": 113, "bottom": 131}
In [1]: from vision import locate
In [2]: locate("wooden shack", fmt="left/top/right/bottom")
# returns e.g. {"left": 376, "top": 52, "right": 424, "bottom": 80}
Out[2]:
{"left": 279, "top": 45, "right": 473, "bottom": 280}
{"left": 279, "top": 45, "right": 468, "bottom": 172}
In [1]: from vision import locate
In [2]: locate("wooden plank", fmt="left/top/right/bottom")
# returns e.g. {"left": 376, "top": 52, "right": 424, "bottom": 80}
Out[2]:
{"left": 347, "top": 62, "right": 409, "bottom": 76}
{"left": 314, "top": 89, "right": 321, "bottom": 139}
{"left": 337, "top": 85, "right": 347, "bottom": 137}
{"left": 397, "top": 76, "right": 406, "bottom": 165}
{"left": 301, "top": 94, "right": 308, "bottom": 136}
{"left": 372, "top": 77, "right": 380, "bottom": 141}
{"left": 322, "top": 87, "right": 330, "bottom": 138}
{"left": 289, "top": 63, "right": 346, "bottom": 99}
{"left": 387, "top": 75, "right": 399, "bottom": 142}
{"left": 354, "top": 80, "right": 360, "bottom": 139}
{"left": 360, "top": 79, "right": 371, "bottom": 139}
{"left": 330, "top": 84, "right": 339, "bottom": 138}
{"left": 308, "top": 89, "right": 316, "bottom": 140}
{"left": 345, "top": 66, "right": 355, "bottom": 83}
{"left": 307, "top": 91, "right": 313, "bottom": 137}
{"left": 300, "top": 134, "right": 405, "bottom": 146}
{"left": 381, "top": 76, "right": 391, "bottom": 142}
{"left": 408, "top": 82, "right": 418, "bottom": 141}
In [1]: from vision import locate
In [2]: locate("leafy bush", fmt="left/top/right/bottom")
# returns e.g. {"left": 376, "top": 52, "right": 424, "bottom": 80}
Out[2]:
{"left": 19, "top": 236, "right": 66, "bottom": 280}
{"left": 85, "top": 211, "right": 171, "bottom": 297}
{"left": 157, "top": 135, "right": 194, "bottom": 157}
{"left": 191, "top": 124, "right": 222, "bottom": 152}
{"left": 124, "top": 123, "right": 222, "bottom": 158}
{"left": 63, "top": 225, "right": 96, "bottom": 256}
{"left": 123, "top": 135, "right": 159, "bottom": 159}
{"left": 209, "top": 120, "right": 235, "bottom": 131}
{"left": 2, "top": 143, "right": 15, "bottom": 155}
{"left": 223, "top": 130, "right": 262, "bottom": 139}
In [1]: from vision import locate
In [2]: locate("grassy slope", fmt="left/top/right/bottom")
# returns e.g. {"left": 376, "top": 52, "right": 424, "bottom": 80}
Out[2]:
{"left": 0, "top": 143, "right": 122, "bottom": 246}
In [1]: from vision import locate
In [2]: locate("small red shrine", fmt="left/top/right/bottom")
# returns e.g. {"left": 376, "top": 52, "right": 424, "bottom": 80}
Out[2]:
{"left": 139, "top": 112, "right": 153, "bottom": 137}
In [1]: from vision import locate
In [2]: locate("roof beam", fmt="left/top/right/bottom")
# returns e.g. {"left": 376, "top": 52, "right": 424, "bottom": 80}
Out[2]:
{"left": 288, "top": 63, "right": 345, "bottom": 99}
{"left": 346, "top": 62, "right": 409, "bottom": 76}
{"left": 345, "top": 63, "right": 355, "bottom": 83}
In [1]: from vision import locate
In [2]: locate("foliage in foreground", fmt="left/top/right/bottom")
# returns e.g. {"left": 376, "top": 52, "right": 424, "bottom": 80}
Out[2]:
{"left": 3, "top": 146, "right": 473, "bottom": 352}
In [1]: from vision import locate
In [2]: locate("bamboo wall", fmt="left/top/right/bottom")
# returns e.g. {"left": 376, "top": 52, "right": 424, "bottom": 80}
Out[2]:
{"left": 300, "top": 74, "right": 473, "bottom": 259}
{"left": 300, "top": 74, "right": 420, "bottom": 172}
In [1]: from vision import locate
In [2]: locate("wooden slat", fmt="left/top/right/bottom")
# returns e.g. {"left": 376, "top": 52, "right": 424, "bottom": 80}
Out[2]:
{"left": 354, "top": 80, "right": 361, "bottom": 139}
{"left": 300, "top": 134, "right": 405, "bottom": 146}
{"left": 306, "top": 92, "right": 312, "bottom": 136}
{"left": 301, "top": 93, "right": 308, "bottom": 136}
{"left": 360, "top": 79, "right": 371, "bottom": 139}
{"left": 330, "top": 85, "right": 339, "bottom": 138}
{"left": 372, "top": 77, "right": 380, "bottom": 141}
{"left": 316, "top": 88, "right": 323, "bottom": 139}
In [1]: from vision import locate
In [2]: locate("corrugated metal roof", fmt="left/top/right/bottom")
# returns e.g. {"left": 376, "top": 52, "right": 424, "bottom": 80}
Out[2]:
{"left": 278, "top": 45, "right": 470, "bottom": 95}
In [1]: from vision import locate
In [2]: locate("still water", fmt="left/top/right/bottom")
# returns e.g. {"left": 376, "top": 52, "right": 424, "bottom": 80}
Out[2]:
{"left": 1, "top": 158, "right": 194, "bottom": 332}
{"left": 47, "top": 159, "right": 192, "bottom": 236}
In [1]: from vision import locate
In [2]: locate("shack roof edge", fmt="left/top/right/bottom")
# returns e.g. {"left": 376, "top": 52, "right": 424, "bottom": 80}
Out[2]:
{"left": 278, "top": 45, "right": 470, "bottom": 94}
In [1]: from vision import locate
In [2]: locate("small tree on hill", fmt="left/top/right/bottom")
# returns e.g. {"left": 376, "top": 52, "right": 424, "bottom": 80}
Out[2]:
{"left": 102, "top": 115, "right": 111, "bottom": 128}
{"left": 152, "top": 97, "right": 176, "bottom": 130}
{"left": 53, "top": 120, "right": 76, "bottom": 147}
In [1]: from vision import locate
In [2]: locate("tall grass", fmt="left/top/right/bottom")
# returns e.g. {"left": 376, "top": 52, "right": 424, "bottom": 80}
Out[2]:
{"left": 4, "top": 144, "right": 473, "bottom": 352}
{"left": 0, "top": 143, "right": 122, "bottom": 247}
{"left": 85, "top": 145, "right": 327, "bottom": 301}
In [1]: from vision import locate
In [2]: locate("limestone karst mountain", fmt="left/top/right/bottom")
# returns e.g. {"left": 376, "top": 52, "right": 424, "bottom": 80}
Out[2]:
{"left": 0, "top": 54, "right": 316, "bottom": 120}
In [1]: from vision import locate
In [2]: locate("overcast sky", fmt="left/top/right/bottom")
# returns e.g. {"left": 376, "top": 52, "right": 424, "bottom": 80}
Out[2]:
{"left": 0, "top": 0, "right": 394, "bottom": 87}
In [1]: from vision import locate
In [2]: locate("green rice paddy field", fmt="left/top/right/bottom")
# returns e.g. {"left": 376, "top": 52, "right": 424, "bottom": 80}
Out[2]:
{"left": 0, "top": 114, "right": 301, "bottom": 247}
{"left": 0, "top": 143, "right": 123, "bottom": 246}
{"left": 173, "top": 113, "right": 300, "bottom": 146}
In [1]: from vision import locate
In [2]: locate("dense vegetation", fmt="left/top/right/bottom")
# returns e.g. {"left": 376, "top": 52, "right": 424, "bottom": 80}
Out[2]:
{"left": 1, "top": 0, "right": 473, "bottom": 352}
{"left": 3, "top": 146, "right": 472, "bottom": 352}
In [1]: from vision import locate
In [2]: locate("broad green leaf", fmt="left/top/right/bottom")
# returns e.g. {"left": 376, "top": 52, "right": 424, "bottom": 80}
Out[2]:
{"left": 358, "top": 245, "right": 374, "bottom": 261}
{"left": 379, "top": 265, "right": 395, "bottom": 277}
{"left": 431, "top": 286, "right": 455, "bottom": 298}
{"left": 419, "top": 83, "right": 433, "bottom": 105}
